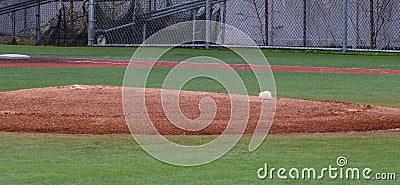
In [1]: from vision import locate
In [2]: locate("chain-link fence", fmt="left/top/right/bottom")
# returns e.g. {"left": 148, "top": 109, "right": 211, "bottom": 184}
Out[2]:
{"left": 91, "top": 0, "right": 224, "bottom": 46}
{"left": 1, "top": 0, "right": 400, "bottom": 51}
{"left": 0, "top": 0, "right": 88, "bottom": 46}
{"left": 348, "top": 0, "right": 400, "bottom": 50}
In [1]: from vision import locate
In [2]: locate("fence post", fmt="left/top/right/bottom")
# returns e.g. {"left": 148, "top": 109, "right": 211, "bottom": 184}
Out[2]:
{"left": 205, "top": 0, "right": 211, "bottom": 49}
{"left": 342, "top": 0, "right": 348, "bottom": 53}
{"left": 88, "top": 0, "right": 96, "bottom": 46}
{"left": 36, "top": 2, "right": 41, "bottom": 46}
{"left": 221, "top": 0, "right": 227, "bottom": 46}
{"left": 11, "top": 11, "right": 16, "bottom": 45}
{"left": 192, "top": 10, "right": 197, "bottom": 47}
{"left": 264, "top": 0, "right": 268, "bottom": 46}
{"left": 303, "top": 0, "right": 307, "bottom": 47}
{"left": 142, "top": 23, "right": 147, "bottom": 42}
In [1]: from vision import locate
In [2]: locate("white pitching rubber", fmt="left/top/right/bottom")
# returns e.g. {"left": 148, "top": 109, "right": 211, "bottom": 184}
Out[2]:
{"left": 0, "top": 54, "right": 31, "bottom": 60}
{"left": 70, "top": 85, "right": 87, "bottom": 90}
{"left": 259, "top": 91, "right": 272, "bottom": 100}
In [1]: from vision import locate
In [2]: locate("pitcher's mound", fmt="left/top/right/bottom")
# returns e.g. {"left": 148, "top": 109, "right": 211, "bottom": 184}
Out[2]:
{"left": 0, "top": 86, "right": 399, "bottom": 135}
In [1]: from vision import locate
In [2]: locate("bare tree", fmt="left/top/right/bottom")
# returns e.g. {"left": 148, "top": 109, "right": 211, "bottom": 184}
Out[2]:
{"left": 369, "top": 0, "right": 395, "bottom": 49}
{"left": 251, "top": 0, "right": 266, "bottom": 45}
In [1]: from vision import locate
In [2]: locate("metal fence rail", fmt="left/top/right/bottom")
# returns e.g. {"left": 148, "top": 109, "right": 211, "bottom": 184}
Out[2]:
{"left": 1, "top": 0, "right": 400, "bottom": 52}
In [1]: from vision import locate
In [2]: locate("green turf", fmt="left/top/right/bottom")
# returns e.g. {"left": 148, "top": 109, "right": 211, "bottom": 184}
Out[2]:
{"left": 0, "top": 132, "right": 398, "bottom": 184}
{"left": 273, "top": 72, "right": 400, "bottom": 108}
{"left": 146, "top": 68, "right": 400, "bottom": 108}
{"left": 1, "top": 67, "right": 399, "bottom": 108}
{"left": 0, "top": 45, "right": 135, "bottom": 60}
{"left": 1, "top": 45, "right": 400, "bottom": 69}
{"left": 0, "top": 67, "right": 124, "bottom": 92}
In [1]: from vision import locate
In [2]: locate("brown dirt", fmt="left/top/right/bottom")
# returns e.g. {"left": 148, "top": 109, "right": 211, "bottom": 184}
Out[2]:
{"left": 0, "top": 85, "right": 399, "bottom": 135}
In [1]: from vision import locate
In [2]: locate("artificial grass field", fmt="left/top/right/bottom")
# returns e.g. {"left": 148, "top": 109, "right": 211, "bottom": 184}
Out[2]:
{"left": 0, "top": 132, "right": 398, "bottom": 184}
{"left": 1, "top": 45, "right": 400, "bottom": 69}
{"left": 1, "top": 67, "right": 399, "bottom": 108}
{"left": 0, "top": 45, "right": 399, "bottom": 184}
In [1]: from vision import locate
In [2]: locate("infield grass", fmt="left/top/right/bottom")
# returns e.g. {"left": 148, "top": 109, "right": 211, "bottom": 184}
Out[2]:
{"left": 0, "top": 132, "right": 398, "bottom": 184}
{"left": 1, "top": 45, "right": 400, "bottom": 69}
{"left": 0, "top": 67, "right": 399, "bottom": 108}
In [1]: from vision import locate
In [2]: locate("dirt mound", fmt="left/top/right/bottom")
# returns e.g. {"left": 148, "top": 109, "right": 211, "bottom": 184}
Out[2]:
{"left": 0, "top": 86, "right": 399, "bottom": 135}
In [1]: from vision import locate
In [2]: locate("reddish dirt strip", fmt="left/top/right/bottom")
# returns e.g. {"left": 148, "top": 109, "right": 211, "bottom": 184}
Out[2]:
{"left": 1, "top": 58, "right": 400, "bottom": 75}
